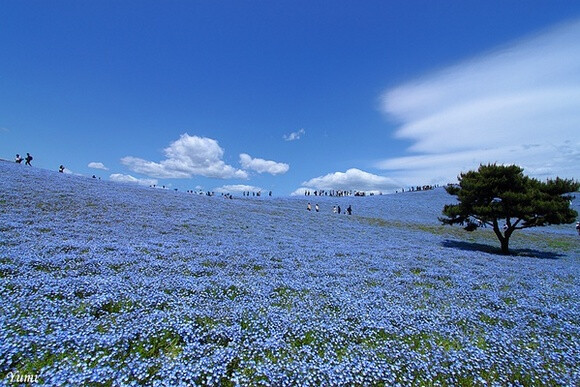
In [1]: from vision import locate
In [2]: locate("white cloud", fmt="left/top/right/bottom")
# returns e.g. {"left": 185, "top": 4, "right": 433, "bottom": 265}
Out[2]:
{"left": 379, "top": 19, "right": 580, "bottom": 185}
{"left": 283, "top": 128, "right": 305, "bottom": 141}
{"left": 300, "top": 168, "right": 400, "bottom": 193}
{"left": 121, "top": 134, "right": 248, "bottom": 179}
{"left": 110, "top": 173, "right": 158, "bottom": 186}
{"left": 290, "top": 187, "right": 312, "bottom": 196}
{"left": 239, "top": 153, "right": 289, "bottom": 175}
{"left": 214, "top": 184, "right": 263, "bottom": 194}
{"left": 88, "top": 162, "right": 108, "bottom": 170}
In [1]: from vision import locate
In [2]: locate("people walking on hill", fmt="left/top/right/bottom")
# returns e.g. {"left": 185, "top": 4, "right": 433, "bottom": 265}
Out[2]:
{"left": 15, "top": 154, "right": 23, "bottom": 164}
{"left": 59, "top": 165, "right": 65, "bottom": 173}
{"left": 307, "top": 203, "right": 311, "bottom": 211}
{"left": 315, "top": 204, "right": 319, "bottom": 212}
{"left": 337, "top": 205, "right": 341, "bottom": 214}
{"left": 346, "top": 205, "right": 352, "bottom": 215}
{"left": 25, "top": 153, "right": 33, "bottom": 166}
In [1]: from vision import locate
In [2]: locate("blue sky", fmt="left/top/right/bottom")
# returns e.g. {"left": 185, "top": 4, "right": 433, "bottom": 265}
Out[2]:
{"left": 2, "top": 1, "right": 580, "bottom": 195}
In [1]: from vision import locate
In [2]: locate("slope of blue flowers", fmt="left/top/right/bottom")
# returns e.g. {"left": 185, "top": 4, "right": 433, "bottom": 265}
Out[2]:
{"left": 1, "top": 161, "right": 579, "bottom": 386}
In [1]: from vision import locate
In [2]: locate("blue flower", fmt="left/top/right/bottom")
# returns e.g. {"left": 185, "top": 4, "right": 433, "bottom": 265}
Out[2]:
{"left": 1, "top": 161, "right": 579, "bottom": 385}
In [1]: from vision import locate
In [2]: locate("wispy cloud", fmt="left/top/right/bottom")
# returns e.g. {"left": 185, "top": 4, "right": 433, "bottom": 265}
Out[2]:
{"left": 297, "top": 168, "right": 400, "bottom": 195}
{"left": 283, "top": 128, "right": 305, "bottom": 141}
{"left": 88, "top": 162, "right": 108, "bottom": 170}
{"left": 379, "top": 19, "right": 580, "bottom": 185}
{"left": 110, "top": 173, "right": 158, "bottom": 186}
{"left": 239, "top": 153, "right": 289, "bottom": 175}
{"left": 121, "top": 134, "right": 248, "bottom": 180}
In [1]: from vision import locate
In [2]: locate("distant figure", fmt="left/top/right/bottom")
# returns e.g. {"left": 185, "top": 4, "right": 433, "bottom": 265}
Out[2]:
{"left": 15, "top": 154, "right": 23, "bottom": 164}
{"left": 307, "top": 203, "right": 311, "bottom": 211}
{"left": 59, "top": 165, "right": 65, "bottom": 173}
{"left": 576, "top": 221, "right": 580, "bottom": 236}
{"left": 25, "top": 153, "right": 33, "bottom": 166}
{"left": 332, "top": 206, "right": 337, "bottom": 214}
{"left": 337, "top": 205, "right": 341, "bottom": 214}
{"left": 346, "top": 205, "right": 352, "bottom": 215}
{"left": 315, "top": 204, "right": 319, "bottom": 212}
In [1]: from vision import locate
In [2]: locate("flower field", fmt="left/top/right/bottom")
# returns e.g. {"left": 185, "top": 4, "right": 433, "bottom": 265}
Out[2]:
{"left": 1, "top": 160, "right": 579, "bottom": 386}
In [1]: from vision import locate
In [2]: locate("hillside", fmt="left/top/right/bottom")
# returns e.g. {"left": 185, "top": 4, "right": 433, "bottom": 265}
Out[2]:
{"left": 1, "top": 161, "right": 579, "bottom": 385}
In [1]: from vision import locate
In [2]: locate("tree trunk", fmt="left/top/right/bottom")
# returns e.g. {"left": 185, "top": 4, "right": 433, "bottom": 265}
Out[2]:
{"left": 492, "top": 220, "right": 511, "bottom": 255}
{"left": 500, "top": 237, "right": 510, "bottom": 255}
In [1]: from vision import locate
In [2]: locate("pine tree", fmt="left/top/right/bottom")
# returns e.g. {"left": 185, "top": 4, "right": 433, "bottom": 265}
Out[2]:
{"left": 440, "top": 164, "right": 579, "bottom": 255}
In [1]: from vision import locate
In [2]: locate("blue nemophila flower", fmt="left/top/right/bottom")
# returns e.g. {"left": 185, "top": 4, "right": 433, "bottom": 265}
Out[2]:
{"left": 1, "top": 161, "right": 579, "bottom": 385}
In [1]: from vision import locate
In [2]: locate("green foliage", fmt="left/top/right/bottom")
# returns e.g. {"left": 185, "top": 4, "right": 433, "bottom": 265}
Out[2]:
{"left": 440, "top": 164, "right": 578, "bottom": 254}
{"left": 129, "top": 329, "right": 185, "bottom": 359}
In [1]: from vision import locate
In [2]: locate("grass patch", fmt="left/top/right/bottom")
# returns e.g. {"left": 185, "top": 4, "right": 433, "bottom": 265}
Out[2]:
{"left": 359, "top": 328, "right": 463, "bottom": 354}
{"left": 130, "top": 330, "right": 185, "bottom": 359}
{"left": 271, "top": 286, "right": 310, "bottom": 311}
{"left": 194, "top": 315, "right": 220, "bottom": 329}
{"left": 32, "top": 262, "right": 59, "bottom": 273}
{"left": 410, "top": 267, "right": 424, "bottom": 275}
{"left": 201, "top": 259, "right": 227, "bottom": 269}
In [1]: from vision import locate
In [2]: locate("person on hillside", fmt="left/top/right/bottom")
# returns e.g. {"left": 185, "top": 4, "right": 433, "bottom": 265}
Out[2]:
{"left": 315, "top": 204, "right": 319, "bottom": 212}
{"left": 337, "top": 205, "right": 341, "bottom": 214}
{"left": 15, "top": 154, "right": 23, "bottom": 164}
{"left": 346, "top": 205, "right": 352, "bottom": 215}
{"left": 307, "top": 203, "right": 311, "bottom": 211}
{"left": 576, "top": 221, "right": 580, "bottom": 236}
{"left": 25, "top": 153, "right": 33, "bottom": 166}
{"left": 59, "top": 165, "right": 65, "bottom": 173}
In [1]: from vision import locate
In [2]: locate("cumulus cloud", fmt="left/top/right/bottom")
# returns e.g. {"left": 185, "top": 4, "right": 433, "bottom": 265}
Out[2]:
{"left": 290, "top": 187, "right": 312, "bottom": 196}
{"left": 110, "top": 173, "right": 158, "bottom": 186}
{"left": 88, "top": 162, "right": 108, "bottom": 170}
{"left": 121, "top": 134, "right": 248, "bottom": 179}
{"left": 214, "top": 184, "right": 263, "bottom": 194}
{"left": 239, "top": 153, "right": 289, "bottom": 175}
{"left": 299, "top": 168, "right": 400, "bottom": 194}
{"left": 283, "top": 128, "right": 305, "bottom": 141}
{"left": 379, "top": 19, "right": 580, "bottom": 185}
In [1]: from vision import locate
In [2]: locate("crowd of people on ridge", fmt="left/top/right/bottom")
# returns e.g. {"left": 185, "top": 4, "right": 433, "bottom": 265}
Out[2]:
{"left": 394, "top": 185, "right": 438, "bottom": 194}
{"left": 181, "top": 190, "right": 272, "bottom": 198}
{"left": 304, "top": 185, "right": 439, "bottom": 197}
{"left": 303, "top": 189, "right": 378, "bottom": 197}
